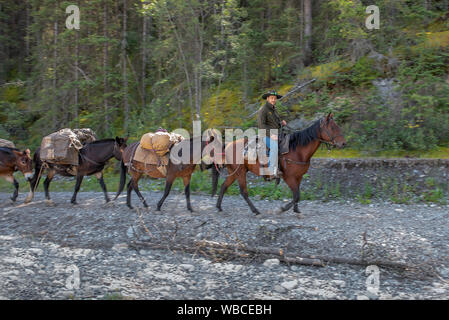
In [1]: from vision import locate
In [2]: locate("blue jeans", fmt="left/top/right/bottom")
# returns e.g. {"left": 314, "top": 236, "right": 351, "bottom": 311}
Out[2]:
{"left": 265, "top": 136, "right": 278, "bottom": 174}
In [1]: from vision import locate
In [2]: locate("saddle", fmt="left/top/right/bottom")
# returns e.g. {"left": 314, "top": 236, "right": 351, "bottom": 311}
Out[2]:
{"left": 243, "top": 133, "right": 290, "bottom": 162}
{"left": 132, "top": 143, "right": 170, "bottom": 176}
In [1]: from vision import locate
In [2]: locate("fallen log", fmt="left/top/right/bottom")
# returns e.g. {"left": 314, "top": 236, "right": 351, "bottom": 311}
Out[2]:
{"left": 131, "top": 239, "right": 412, "bottom": 270}
{"left": 195, "top": 240, "right": 323, "bottom": 267}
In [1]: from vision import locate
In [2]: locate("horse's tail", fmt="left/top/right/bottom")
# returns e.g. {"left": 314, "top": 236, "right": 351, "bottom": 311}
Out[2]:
{"left": 211, "top": 164, "right": 220, "bottom": 197}
{"left": 114, "top": 159, "right": 127, "bottom": 200}
{"left": 29, "top": 147, "right": 42, "bottom": 188}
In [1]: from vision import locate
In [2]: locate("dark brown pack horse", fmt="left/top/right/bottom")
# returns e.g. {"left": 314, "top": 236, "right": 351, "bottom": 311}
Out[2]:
{"left": 215, "top": 113, "right": 346, "bottom": 215}
{"left": 0, "top": 147, "right": 33, "bottom": 202}
{"left": 114, "top": 136, "right": 213, "bottom": 211}
{"left": 26, "top": 137, "right": 127, "bottom": 204}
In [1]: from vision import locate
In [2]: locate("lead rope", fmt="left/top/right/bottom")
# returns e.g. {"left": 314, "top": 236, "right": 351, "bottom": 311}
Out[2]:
{"left": 205, "top": 138, "right": 242, "bottom": 178}
{"left": 32, "top": 161, "right": 48, "bottom": 195}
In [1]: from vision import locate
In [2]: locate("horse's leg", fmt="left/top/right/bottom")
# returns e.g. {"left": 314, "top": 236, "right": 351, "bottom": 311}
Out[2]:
{"left": 43, "top": 169, "right": 55, "bottom": 201}
{"left": 26, "top": 165, "right": 42, "bottom": 203}
{"left": 183, "top": 175, "right": 193, "bottom": 212}
{"left": 126, "top": 180, "right": 134, "bottom": 209}
{"left": 156, "top": 176, "right": 175, "bottom": 211}
{"left": 95, "top": 172, "right": 110, "bottom": 203}
{"left": 211, "top": 165, "right": 219, "bottom": 197}
{"left": 236, "top": 171, "right": 261, "bottom": 215}
{"left": 11, "top": 177, "right": 19, "bottom": 202}
{"left": 70, "top": 174, "right": 84, "bottom": 204}
{"left": 216, "top": 169, "right": 238, "bottom": 212}
{"left": 131, "top": 172, "right": 148, "bottom": 208}
{"left": 279, "top": 176, "right": 301, "bottom": 213}
{"left": 293, "top": 182, "right": 302, "bottom": 214}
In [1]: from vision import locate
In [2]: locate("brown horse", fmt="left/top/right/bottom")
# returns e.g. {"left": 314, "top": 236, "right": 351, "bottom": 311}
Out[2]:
{"left": 114, "top": 136, "right": 213, "bottom": 211}
{"left": 26, "top": 137, "right": 127, "bottom": 204}
{"left": 215, "top": 113, "right": 346, "bottom": 215}
{"left": 0, "top": 147, "right": 33, "bottom": 202}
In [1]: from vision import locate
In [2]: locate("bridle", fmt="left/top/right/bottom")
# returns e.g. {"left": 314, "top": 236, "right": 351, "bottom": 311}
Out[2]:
{"left": 318, "top": 118, "right": 344, "bottom": 149}
{"left": 283, "top": 116, "right": 343, "bottom": 166}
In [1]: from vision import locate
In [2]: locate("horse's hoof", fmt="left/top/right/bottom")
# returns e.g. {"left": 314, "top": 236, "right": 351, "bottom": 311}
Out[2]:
{"left": 71, "top": 200, "right": 77, "bottom": 205}
{"left": 10, "top": 198, "right": 17, "bottom": 203}
{"left": 254, "top": 211, "right": 262, "bottom": 216}
{"left": 216, "top": 206, "right": 222, "bottom": 212}
{"left": 275, "top": 207, "right": 285, "bottom": 214}
{"left": 24, "top": 195, "right": 33, "bottom": 204}
{"left": 105, "top": 198, "right": 111, "bottom": 203}
{"left": 127, "top": 205, "right": 134, "bottom": 210}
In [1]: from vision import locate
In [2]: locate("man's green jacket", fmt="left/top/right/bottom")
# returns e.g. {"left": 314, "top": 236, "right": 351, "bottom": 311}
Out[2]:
{"left": 257, "top": 102, "right": 282, "bottom": 135}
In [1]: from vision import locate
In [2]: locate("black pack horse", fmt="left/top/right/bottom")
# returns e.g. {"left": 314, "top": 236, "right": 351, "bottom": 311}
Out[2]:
{"left": 26, "top": 137, "right": 127, "bottom": 204}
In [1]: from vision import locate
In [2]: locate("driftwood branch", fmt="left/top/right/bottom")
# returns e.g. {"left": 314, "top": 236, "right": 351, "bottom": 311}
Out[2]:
{"left": 130, "top": 239, "right": 410, "bottom": 270}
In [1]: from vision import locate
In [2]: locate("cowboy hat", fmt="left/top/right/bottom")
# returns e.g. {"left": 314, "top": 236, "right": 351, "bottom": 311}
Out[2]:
{"left": 261, "top": 90, "right": 282, "bottom": 100}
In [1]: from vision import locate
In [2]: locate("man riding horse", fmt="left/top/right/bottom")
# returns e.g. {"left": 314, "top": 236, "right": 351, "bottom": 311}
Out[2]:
{"left": 257, "top": 90, "right": 287, "bottom": 179}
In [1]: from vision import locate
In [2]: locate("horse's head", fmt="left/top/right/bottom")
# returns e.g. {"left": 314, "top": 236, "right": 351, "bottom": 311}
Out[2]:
{"left": 114, "top": 137, "right": 128, "bottom": 160}
{"left": 13, "top": 149, "right": 33, "bottom": 180}
{"left": 319, "top": 113, "right": 346, "bottom": 148}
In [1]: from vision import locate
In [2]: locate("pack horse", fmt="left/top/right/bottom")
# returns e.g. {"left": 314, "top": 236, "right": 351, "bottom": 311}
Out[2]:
{"left": 0, "top": 139, "right": 33, "bottom": 202}
{"left": 27, "top": 129, "right": 127, "bottom": 204}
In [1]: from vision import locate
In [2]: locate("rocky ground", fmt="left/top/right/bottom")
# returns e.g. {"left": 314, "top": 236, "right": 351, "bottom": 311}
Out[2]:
{"left": 1, "top": 190, "right": 449, "bottom": 300}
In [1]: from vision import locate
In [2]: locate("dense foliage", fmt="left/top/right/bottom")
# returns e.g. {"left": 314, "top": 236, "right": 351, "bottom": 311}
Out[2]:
{"left": 0, "top": 0, "right": 448, "bottom": 153}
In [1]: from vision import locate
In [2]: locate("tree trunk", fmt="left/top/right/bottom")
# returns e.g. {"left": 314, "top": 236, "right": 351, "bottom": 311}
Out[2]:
{"left": 104, "top": 0, "right": 109, "bottom": 132}
{"left": 74, "top": 25, "right": 79, "bottom": 127}
{"left": 122, "top": 0, "right": 129, "bottom": 132}
{"left": 303, "top": 0, "right": 312, "bottom": 66}
{"left": 166, "top": 7, "right": 194, "bottom": 122}
{"left": 141, "top": 12, "right": 148, "bottom": 109}
{"left": 53, "top": 20, "right": 58, "bottom": 130}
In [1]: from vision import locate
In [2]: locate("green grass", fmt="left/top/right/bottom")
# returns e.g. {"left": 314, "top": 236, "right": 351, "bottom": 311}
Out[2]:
{"left": 314, "top": 146, "right": 449, "bottom": 158}
{"left": 2, "top": 167, "right": 448, "bottom": 205}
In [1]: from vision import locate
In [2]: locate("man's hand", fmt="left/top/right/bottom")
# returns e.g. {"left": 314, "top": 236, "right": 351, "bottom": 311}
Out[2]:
{"left": 281, "top": 120, "right": 287, "bottom": 126}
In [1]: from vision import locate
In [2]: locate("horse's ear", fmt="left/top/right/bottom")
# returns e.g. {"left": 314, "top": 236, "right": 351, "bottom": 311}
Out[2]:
{"left": 326, "top": 113, "right": 333, "bottom": 122}
{"left": 124, "top": 137, "right": 129, "bottom": 142}
{"left": 115, "top": 136, "right": 120, "bottom": 143}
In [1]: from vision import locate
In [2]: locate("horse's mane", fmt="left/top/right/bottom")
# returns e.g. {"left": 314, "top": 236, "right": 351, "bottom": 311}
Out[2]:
{"left": 0, "top": 147, "right": 19, "bottom": 154}
{"left": 289, "top": 119, "right": 321, "bottom": 151}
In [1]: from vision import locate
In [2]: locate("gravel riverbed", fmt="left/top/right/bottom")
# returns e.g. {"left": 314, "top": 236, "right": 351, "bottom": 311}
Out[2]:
{"left": 1, "top": 191, "right": 449, "bottom": 300}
